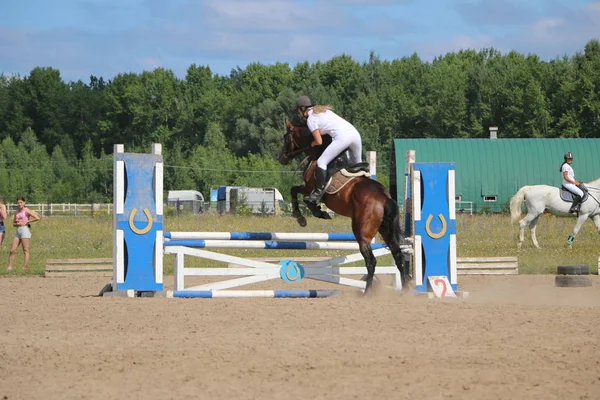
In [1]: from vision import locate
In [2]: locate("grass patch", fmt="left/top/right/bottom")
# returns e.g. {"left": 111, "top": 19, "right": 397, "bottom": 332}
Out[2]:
{"left": 0, "top": 212, "right": 597, "bottom": 276}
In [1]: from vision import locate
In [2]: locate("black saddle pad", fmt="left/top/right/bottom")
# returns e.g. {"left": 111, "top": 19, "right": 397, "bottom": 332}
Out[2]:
{"left": 559, "top": 186, "right": 588, "bottom": 203}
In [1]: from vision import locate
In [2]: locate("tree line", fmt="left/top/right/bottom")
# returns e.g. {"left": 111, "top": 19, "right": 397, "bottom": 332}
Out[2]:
{"left": 1, "top": 40, "right": 599, "bottom": 203}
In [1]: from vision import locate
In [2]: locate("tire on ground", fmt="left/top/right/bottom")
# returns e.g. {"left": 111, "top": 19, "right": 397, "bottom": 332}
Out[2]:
{"left": 557, "top": 265, "right": 590, "bottom": 275}
{"left": 555, "top": 275, "right": 593, "bottom": 287}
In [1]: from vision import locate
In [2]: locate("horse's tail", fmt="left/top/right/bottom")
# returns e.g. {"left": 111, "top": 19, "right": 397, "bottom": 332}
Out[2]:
{"left": 510, "top": 186, "right": 530, "bottom": 223}
{"left": 381, "top": 197, "right": 404, "bottom": 245}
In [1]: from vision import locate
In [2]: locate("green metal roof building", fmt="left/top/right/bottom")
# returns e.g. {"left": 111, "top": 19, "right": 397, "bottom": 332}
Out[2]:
{"left": 390, "top": 138, "right": 600, "bottom": 213}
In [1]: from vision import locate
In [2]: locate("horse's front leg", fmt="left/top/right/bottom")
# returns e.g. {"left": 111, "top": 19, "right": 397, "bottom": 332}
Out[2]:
{"left": 290, "top": 185, "right": 307, "bottom": 227}
{"left": 592, "top": 215, "right": 600, "bottom": 234}
{"left": 567, "top": 213, "right": 589, "bottom": 247}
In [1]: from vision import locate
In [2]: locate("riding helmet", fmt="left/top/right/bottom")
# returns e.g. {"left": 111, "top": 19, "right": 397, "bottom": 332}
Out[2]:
{"left": 296, "top": 95, "right": 313, "bottom": 109}
{"left": 564, "top": 152, "right": 573, "bottom": 159}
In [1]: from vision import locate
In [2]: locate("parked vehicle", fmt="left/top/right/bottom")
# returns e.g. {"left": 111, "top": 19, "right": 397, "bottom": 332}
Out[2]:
{"left": 216, "top": 186, "right": 285, "bottom": 215}
{"left": 167, "top": 190, "right": 205, "bottom": 213}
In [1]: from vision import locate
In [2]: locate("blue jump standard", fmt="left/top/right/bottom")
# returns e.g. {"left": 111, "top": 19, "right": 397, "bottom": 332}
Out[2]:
{"left": 163, "top": 240, "right": 387, "bottom": 250}
{"left": 172, "top": 290, "right": 342, "bottom": 298}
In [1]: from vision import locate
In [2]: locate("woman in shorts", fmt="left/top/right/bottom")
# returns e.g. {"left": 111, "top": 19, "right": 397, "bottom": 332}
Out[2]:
{"left": 6, "top": 197, "right": 40, "bottom": 271}
{"left": 0, "top": 196, "right": 7, "bottom": 246}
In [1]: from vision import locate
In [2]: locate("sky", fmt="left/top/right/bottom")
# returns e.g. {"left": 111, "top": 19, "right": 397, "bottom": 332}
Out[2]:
{"left": 1, "top": 0, "right": 600, "bottom": 83}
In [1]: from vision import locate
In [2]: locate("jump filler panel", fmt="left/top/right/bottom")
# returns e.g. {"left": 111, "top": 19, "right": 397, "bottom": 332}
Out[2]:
{"left": 411, "top": 162, "right": 466, "bottom": 297}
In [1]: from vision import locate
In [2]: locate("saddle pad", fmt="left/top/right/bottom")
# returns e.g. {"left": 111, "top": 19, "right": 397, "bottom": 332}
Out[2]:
{"left": 559, "top": 187, "right": 588, "bottom": 203}
{"left": 340, "top": 168, "right": 370, "bottom": 178}
{"left": 325, "top": 169, "right": 369, "bottom": 195}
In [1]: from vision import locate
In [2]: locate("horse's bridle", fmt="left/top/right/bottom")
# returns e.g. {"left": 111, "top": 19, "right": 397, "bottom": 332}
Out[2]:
{"left": 283, "top": 128, "right": 312, "bottom": 160}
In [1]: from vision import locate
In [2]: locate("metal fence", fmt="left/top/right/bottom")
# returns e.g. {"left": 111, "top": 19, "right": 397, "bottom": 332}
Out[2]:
{"left": 6, "top": 203, "right": 113, "bottom": 216}
{"left": 4, "top": 200, "right": 476, "bottom": 217}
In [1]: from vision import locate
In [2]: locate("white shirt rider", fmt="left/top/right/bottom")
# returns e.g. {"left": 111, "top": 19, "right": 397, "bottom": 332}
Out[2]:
{"left": 306, "top": 108, "right": 362, "bottom": 169}
{"left": 561, "top": 162, "right": 583, "bottom": 197}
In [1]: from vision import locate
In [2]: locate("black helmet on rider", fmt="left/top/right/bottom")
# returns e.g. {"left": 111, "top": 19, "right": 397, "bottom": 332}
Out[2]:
{"left": 296, "top": 95, "right": 313, "bottom": 110}
{"left": 564, "top": 152, "right": 573, "bottom": 160}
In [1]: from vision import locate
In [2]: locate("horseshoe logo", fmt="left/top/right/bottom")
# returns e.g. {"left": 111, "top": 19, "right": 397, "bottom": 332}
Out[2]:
{"left": 286, "top": 264, "right": 302, "bottom": 281}
{"left": 425, "top": 214, "right": 447, "bottom": 239}
{"left": 128, "top": 208, "right": 153, "bottom": 235}
{"left": 279, "top": 260, "right": 305, "bottom": 282}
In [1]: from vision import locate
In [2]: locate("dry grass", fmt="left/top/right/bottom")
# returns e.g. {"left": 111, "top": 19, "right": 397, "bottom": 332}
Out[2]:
{"left": 0, "top": 212, "right": 597, "bottom": 276}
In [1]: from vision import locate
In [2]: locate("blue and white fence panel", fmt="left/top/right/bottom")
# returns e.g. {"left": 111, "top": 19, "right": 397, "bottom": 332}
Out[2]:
{"left": 164, "top": 232, "right": 410, "bottom": 293}
{"left": 411, "top": 162, "right": 458, "bottom": 292}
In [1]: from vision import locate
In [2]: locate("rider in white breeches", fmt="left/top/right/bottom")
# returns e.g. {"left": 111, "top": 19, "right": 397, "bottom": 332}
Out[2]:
{"left": 296, "top": 95, "right": 363, "bottom": 204}
{"left": 560, "top": 152, "right": 583, "bottom": 213}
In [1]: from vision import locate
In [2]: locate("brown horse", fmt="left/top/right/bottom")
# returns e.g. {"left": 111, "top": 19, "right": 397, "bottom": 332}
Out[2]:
{"left": 278, "top": 120, "right": 411, "bottom": 294}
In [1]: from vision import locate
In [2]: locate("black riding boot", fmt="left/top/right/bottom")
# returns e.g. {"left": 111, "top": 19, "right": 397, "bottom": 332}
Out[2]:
{"left": 305, "top": 167, "right": 327, "bottom": 204}
{"left": 569, "top": 195, "right": 581, "bottom": 214}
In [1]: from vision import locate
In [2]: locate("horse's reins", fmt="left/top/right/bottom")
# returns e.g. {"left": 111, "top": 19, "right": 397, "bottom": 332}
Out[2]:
{"left": 284, "top": 130, "right": 313, "bottom": 161}
{"left": 586, "top": 192, "right": 600, "bottom": 207}
{"left": 580, "top": 185, "right": 600, "bottom": 208}
{"left": 284, "top": 146, "right": 312, "bottom": 160}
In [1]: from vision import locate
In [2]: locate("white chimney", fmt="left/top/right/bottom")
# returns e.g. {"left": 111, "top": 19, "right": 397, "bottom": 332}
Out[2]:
{"left": 489, "top": 126, "right": 498, "bottom": 139}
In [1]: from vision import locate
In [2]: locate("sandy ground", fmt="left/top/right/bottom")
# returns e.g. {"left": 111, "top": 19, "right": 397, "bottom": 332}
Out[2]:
{"left": 1, "top": 274, "right": 600, "bottom": 400}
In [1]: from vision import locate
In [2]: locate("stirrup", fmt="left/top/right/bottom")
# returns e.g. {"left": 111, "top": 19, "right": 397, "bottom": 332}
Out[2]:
{"left": 305, "top": 190, "right": 324, "bottom": 204}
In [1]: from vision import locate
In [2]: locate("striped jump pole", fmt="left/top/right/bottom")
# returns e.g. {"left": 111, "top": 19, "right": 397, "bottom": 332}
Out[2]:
{"left": 164, "top": 232, "right": 357, "bottom": 241}
{"left": 163, "top": 239, "right": 389, "bottom": 250}
{"left": 168, "top": 290, "right": 342, "bottom": 298}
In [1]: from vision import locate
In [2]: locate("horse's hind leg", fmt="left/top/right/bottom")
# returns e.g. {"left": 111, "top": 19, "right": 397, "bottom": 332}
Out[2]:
{"left": 518, "top": 213, "right": 539, "bottom": 249}
{"left": 529, "top": 216, "right": 541, "bottom": 249}
{"left": 352, "top": 221, "right": 377, "bottom": 295}
{"left": 357, "top": 241, "right": 377, "bottom": 294}
{"left": 378, "top": 219, "right": 408, "bottom": 291}
{"left": 388, "top": 244, "right": 407, "bottom": 292}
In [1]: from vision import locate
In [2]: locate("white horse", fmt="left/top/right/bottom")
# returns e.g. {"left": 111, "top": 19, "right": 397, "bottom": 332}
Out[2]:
{"left": 510, "top": 177, "right": 600, "bottom": 249}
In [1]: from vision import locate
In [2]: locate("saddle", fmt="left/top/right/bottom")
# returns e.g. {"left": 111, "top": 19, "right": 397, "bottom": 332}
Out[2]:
{"left": 322, "top": 150, "right": 371, "bottom": 195}
{"left": 559, "top": 185, "right": 588, "bottom": 203}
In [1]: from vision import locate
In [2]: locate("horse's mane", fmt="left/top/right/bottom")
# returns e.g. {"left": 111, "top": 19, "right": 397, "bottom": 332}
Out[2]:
{"left": 313, "top": 105, "right": 333, "bottom": 114}
{"left": 295, "top": 123, "right": 332, "bottom": 150}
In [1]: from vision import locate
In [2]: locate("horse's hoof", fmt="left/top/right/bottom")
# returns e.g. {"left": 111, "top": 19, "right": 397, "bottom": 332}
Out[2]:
{"left": 400, "top": 287, "right": 411, "bottom": 296}
{"left": 317, "top": 212, "right": 332, "bottom": 220}
{"left": 297, "top": 216, "right": 307, "bottom": 227}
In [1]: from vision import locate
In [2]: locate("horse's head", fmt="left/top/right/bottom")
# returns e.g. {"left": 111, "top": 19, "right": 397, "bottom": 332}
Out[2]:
{"left": 278, "top": 119, "right": 314, "bottom": 165}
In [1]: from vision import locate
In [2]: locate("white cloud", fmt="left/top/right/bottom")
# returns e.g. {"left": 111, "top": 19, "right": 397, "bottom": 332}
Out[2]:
{"left": 413, "top": 34, "right": 495, "bottom": 61}
{"left": 529, "top": 18, "right": 566, "bottom": 41}
{"left": 205, "top": 0, "right": 347, "bottom": 31}
{"left": 455, "top": 0, "right": 535, "bottom": 27}
{"left": 406, "top": 1, "right": 600, "bottom": 62}
{"left": 323, "top": 0, "right": 413, "bottom": 4}
{"left": 3, "top": 0, "right": 600, "bottom": 82}
{"left": 498, "top": 3, "right": 600, "bottom": 56}
{"left": 281, "top": 35, "right": 332, "bottom": 58}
